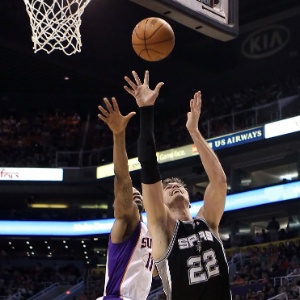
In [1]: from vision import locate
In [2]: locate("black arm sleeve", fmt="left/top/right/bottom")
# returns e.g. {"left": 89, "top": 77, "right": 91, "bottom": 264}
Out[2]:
{"left": 138, "top": 106, "right": 162, "bottom": 184}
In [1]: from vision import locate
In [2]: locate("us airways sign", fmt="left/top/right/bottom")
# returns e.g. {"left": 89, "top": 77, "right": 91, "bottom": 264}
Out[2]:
{"left": 242, "top": 25, "right": 290, "bottom": 59}
{"left": 207, "top": 127, "right": 264, "bottom": 150}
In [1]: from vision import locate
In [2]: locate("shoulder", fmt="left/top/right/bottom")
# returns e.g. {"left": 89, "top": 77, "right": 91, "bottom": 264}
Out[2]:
{"left": 193, "top": 217, "right": 208, "bottom": 226}
{"left": 193, "top": 217, "right": 220, "bottom": 236}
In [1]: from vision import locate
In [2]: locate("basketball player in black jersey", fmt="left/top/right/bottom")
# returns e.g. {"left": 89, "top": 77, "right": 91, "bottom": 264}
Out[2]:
{"left": 124, "top": 70, "right": 232, "bottom": 300}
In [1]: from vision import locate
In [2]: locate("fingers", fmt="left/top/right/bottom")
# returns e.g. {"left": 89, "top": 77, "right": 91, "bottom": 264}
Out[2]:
{"left": 195, "top": 91, "right": 202, "bottom": 111}
{"left": 124, "top": 76, "right": 136, "bottom": 89}
{"left": 190, "top": 91, "right": 201, "bottom": 109}
{"left": 125, "top": 111, "right": 136, "bottom": 121}
{"left": 111, "top": 97, "right": 120, "bottom": 113}
{"left": 98, "top": 97, "right": 117, "bottom": 120}
{"left": 124, "top": 73, "right": 137, "bottom": 96}
{"left": 98, "top": 97, "right": 135, "bottom": 121}
{"left": 154, "top": 81, "right": 164, "bottom": 93}
{"left": 124, "top": 70, "right": 165, "bottom": 100}
{"left": 132, "top": 70, "right": 142, "bottom": 85}
{"left": 98, "top": 105, "right": 109, "bottom": 120}
{"left": 195, "top": 91, "right": 201, "bottom": 101}
{"left": 124, "top": 70, "right": 142, "bottom": 91}
{"left": 124, "top": 70, "right": 145, "bottom": 95}
{"left": 144, "top": 70, "right": 149, "bottom": 86}
{"left": 124, "top": 70, "right": 151, "bottom": 90}
{"left": 124, "top": 84, "right": 135, "bottom": 96}
{"left": 103, "top": 97, "right": 113, "bottom": 113}
{"left": 97, "top": 113, "right": 106, "bottom": 122}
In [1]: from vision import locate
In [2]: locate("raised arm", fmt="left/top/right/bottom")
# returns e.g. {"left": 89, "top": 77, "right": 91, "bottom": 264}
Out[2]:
{"left": 186, "top": 91, "right": 227, "bottom": 233}
{"left": 124, "top": 71, "right": 173, "bottom": 257}
{"left": 98, "top": 97, "right": 137, "bottom": 243}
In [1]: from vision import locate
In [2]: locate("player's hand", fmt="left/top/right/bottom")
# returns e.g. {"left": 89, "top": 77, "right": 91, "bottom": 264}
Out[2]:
{"left": 186, "top": 91, "right": 201, "bottom": 133}
{"left": 98, "top": 97, "right": 136, "bottom": 134}
{"left": 124, "top": 70, "right": 164, "bottom": 107}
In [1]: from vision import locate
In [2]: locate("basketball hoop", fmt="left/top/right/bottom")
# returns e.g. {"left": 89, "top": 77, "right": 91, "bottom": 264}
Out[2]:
{"left": 23, "top": 0, "right": 92, "bottom": 55}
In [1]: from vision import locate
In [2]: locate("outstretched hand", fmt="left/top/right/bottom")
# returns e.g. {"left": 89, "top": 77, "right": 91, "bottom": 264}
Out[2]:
{"left": 186, "top": 91, "right": 202, "bottom": 133}
{"left": 124, "top": 70, "right": 164, "bottom": 107}
{"left": 98, "top": 97, "right": 136, "bottom": 135}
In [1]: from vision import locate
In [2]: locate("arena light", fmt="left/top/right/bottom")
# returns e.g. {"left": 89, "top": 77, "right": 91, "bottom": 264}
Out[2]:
{"left": 0, "top": 219, "right": 115, "bottom": 236}
{"left": 29, "top": 204, "right": 68, "bottom": 209}
{"left": 190, "top": 180, "right": 300, "bottom": 215}
{"left": 264, "top": 115, "right": 300, "bottom": 139}
{"left": 97, "top": 157, "right": 140, "bottom": 179}
{"left": 279, "top": 172, "right": 298, "bottom": 181}
{"left": 1, "top": 180, "right": 299, "bottom": 236}
{"left": 80, "top": 204, "right": 108, "bottom": 209}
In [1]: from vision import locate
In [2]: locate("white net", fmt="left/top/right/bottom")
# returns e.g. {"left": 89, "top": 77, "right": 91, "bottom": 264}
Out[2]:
{"left": 23, "top": 0, "right": 92, "bottom": 55}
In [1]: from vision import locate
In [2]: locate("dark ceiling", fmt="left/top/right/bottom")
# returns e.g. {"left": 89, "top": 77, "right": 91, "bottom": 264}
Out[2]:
{"left": 1, "top": 0, "right": 300, "bottom": 115}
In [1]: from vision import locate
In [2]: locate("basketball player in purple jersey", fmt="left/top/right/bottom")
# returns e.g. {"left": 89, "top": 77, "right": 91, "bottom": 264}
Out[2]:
{"left": 97, "top": 97, "right": 155, "bottom": 300}
{"left": 124, "top": 71, "right": 232, "bottom": 300}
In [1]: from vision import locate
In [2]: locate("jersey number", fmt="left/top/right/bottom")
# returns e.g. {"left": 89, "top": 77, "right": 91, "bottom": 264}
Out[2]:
{"left": 187, "top": 249, "right": 220, "bottom": 284}
{"left": 145, "top": 253, "right": 154, "bottom": 271}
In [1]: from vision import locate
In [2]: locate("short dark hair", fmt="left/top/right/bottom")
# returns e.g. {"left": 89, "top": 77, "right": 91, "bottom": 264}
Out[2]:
{"left": 162, "top": 177, "right": 187, "bottom": 189}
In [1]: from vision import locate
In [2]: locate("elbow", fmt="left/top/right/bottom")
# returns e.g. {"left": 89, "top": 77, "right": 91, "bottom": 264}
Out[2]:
{"left": 114, "top": 211, "right": 130, "bottom": 221}
{"left": 216, "top": 170, "right": 227, "bottom": 186}
{"left": 214, "top": 172, "right": 227, "bottom": 192}
{"left": 221, "top": 172, "right": 227, "bottom": 185}
{"left": 221, "top": 176, "right": 228, "bottom": 192}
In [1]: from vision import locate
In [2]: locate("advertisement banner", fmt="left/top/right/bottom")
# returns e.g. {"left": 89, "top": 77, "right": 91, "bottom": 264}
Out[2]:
{"left": 264, "top": 115, "right": 300, "bottom": 139}
{"left": 0, "top": 168, "right": 63, "bottom": 181}
{"left": 207, "top": 126, "right": 264, "bottom": 150}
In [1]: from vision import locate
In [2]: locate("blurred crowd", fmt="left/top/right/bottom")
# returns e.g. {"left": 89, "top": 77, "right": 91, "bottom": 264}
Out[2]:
{"left": 0, "top": 259, "right": 82, "bottom": 300}
{"left": 0, "top": 73, "right": 299, "bottom": 168}
{"left": 0, "top": 110, "right": 81, "bottom": 167}
{"left": 2, "top": 237, "right": 300, "bottom": 300}
{"left": 228, "top": 238, "right": 300, "bottom": 300}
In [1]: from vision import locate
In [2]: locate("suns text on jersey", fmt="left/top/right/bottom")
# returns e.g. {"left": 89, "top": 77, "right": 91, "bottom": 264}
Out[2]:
{"left": 141, "top": 237, "right": 152, "bottom": 249}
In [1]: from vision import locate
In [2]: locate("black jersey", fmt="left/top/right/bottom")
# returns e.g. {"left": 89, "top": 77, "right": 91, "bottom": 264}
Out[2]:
{"left": 155, "top": 218, "right": 232, "bottom": 300}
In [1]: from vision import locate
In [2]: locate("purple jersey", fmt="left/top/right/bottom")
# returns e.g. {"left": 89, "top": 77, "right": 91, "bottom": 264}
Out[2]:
{"left": 98, "top": 221, "right": 153, "bottom": 300}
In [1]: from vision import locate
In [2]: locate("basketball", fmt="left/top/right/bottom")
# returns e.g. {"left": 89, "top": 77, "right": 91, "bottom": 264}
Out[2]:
{"left": 132, "top": 17, "right": 175, "bottom": 62}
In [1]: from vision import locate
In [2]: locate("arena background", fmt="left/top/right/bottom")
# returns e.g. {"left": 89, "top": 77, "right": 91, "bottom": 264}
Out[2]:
{"left": 0, "top": 0, "right": 300, "bottom": 299}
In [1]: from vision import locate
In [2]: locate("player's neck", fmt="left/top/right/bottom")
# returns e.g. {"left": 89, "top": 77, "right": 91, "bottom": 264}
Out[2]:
{"left": 170, "top": 207, "right": 192, "bottom": 221}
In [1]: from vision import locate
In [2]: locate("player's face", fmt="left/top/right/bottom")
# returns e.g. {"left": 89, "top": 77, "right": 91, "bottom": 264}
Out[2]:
{"left": 132, "top": 187, "right": 144, "bottom": 213}
{"left": 163, "top": 182, "right": 190, "bottom": 208}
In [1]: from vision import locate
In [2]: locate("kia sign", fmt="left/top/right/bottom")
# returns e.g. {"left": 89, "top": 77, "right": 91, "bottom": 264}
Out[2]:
{"left": 242, "top": 25, "right": 290, "bottom": 59}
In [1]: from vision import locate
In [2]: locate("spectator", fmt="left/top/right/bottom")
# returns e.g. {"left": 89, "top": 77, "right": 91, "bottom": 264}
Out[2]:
{"left": 261, "top": 229, "right": 268, "bottom": 243}
{"left": 267, "top": 216, "right": 280, "bottom": 242}
{"left": 255, "top": 232, "right": 264, "bottom": 244}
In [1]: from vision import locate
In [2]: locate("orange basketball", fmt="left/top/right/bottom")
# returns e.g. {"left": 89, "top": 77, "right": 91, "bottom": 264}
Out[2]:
{"left": 132, "top": 17, "right": 175, "bottom": 62}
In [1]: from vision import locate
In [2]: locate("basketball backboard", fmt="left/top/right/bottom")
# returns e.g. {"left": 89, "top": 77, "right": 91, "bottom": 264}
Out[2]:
{"left": 129, "top": 0, "right": 239, "bottom": 41}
